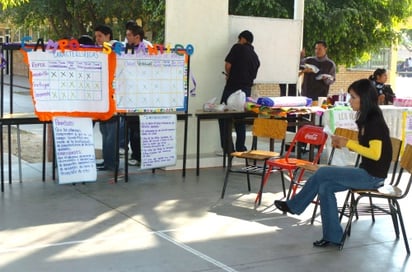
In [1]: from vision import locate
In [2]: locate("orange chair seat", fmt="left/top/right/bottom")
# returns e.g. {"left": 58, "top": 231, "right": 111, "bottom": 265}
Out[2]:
{"left": 266, "top": 158, "right": 311, "bottom": 170}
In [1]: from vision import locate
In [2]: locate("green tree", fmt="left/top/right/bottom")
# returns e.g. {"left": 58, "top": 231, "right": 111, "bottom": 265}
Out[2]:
{"left": 0, "top": 0, "right": 165, "bottom": 43}
{"left": 2, "top": 0, "right": 411, "bottom": 66}
{"left": 229, "top": 0, "right": 412, "bottom": 66}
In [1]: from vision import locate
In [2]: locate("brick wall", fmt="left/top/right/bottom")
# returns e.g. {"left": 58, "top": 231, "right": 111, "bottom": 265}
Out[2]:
{"left": 253, "top": 65, "right": 381, "bottom": 98}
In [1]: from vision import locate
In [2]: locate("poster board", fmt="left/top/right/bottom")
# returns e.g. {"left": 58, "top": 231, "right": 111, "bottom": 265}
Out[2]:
{"left": 21, "top": 47, "right": 116, "bottom": 121}
{"left": 324, "top": 106, "right": 357, "bottom": 132}
{"left": 53, "top": 117, "right": 97, "bottom": 184}
{"left": 229, "top": 15, "right": 302, "bottom": 84}
{"left": 402, "top": 110, "right": 412, "bottom": 150}
{"left": 114, "top": 51, "right": 188, "bottom": 112}
{"left": 140, "top": 114, "right": 177, "bottom": 169}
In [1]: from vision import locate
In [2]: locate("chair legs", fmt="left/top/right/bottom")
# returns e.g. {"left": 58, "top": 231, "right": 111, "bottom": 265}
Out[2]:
{"left": 340, "top": 195, "right": 410, "bottom": 254}
{"left": 254, "top": 162, "right": 268, "bottom": 205}
{"left": 221, "top": 156, "right": 261, "bottom": 201}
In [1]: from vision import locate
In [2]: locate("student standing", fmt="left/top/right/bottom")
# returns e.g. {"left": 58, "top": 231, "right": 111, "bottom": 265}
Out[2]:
{"left": 94, "top": 24, "right": 117, "bottom": 171}
{"left": 219, "top": 30, "right": 260, "bottom": 152}
{"left": 124, "top": 22, "right": 147, "bottom": 166}
{"left": 301, "top": 40, "right": 336, "bottom": 100}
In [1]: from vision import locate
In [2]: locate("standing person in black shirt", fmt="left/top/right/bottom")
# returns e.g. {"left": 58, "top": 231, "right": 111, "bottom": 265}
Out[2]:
{"left": 301, "top": 40, "right": 336, "bottom": 100}
{"left": 219, "top": 30, "right": 260, "bottom": 152}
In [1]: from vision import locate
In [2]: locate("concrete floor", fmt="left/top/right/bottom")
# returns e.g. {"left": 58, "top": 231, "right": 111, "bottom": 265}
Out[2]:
{"left": 0, "top": 157, "right": 411, "bottom": 272}
{"left": 1, "top": 75, "right": 411, "bottom": 271}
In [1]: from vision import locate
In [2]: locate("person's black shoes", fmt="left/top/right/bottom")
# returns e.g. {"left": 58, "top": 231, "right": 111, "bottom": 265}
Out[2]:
{"left": 313, "top": 239, "right": 341, "bottom": 248}
{"left": 274, "top": 200, "right": 294, "bottom": 214}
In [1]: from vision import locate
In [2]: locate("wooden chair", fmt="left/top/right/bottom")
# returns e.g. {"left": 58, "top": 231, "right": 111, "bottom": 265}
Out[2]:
{"left": 339, "top": 137, "right": 402, "bottom": 222}
{"left": 340, "top": 143, "right": 412, "bottom": 254}
{"left": 221, "top": 118, "right": 288, "bottom": 205}
{"left": 261, "top": 124, "right": 328, "bottom": 201}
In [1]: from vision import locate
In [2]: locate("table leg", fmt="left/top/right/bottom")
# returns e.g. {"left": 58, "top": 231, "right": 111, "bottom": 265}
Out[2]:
{"left": 196, "top": 117, "right": 200, "bottom": 176}
{"left": 182, "top": 114, "right": 188, "bottom": 177}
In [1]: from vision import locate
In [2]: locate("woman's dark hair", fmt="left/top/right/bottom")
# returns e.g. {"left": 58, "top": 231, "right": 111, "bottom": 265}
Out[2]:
{"left": 368, "top": 68, "right": 386, "bottom": 81}
{"left": 347, "top": 78, "right": 383, "bottom": 128}
{"left": 93, "top": 24, "right": 113, "bottom": 40}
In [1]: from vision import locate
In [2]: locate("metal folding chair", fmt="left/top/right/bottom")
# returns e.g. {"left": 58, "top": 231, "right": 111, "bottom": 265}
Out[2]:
{"left": 221, "top": 117, "right": 287, "bottom": 205}
{"left": 261, "top": 124, "right": 328, "bottom": 201}
{"left": 340, "top": 143, "right": 412, "bottom": 254}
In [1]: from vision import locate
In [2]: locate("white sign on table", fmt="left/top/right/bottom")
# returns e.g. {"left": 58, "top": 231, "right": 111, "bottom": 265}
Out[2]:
{"left": 53, "top": 117, "right": 97, "bottom": 184}
{"left": 140, "top": 114, "right": 177, "bottom": 169}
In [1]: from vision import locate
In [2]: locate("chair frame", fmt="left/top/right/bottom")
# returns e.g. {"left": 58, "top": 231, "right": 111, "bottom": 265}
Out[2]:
{"left": 340, "top": 143, "right": 412, "bottom": 254}
{"left": 221, "top": 118, "right": 288, "bottom": 205}
{"left": 261, "top": 124, "right": 328, "bottom": 202}
{"left": 339, "top": 137, "right": 402, "bottom": 222}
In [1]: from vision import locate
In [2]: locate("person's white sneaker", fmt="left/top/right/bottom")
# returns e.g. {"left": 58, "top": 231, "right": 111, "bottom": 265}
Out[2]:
{"left": 128, "top": 159, "right": 140, "bottom": 166}
{"left": 119, "top": 148, "right": 125, "bottom": 156}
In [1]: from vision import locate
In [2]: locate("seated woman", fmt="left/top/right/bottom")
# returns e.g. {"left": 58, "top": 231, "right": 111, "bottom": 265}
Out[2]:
{"left": 274, "top": 78, "right": 392, "bottom": 247}
{"left": 369, "top": 68, "right": 395, "bottom": 105}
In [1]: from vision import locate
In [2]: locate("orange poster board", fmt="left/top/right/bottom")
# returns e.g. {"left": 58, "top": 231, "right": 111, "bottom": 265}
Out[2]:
{"left": 21, "top": 46, "right": 116, "bottom": 121}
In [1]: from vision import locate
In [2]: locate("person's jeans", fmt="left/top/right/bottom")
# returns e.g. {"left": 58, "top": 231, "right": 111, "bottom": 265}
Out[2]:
{"left": 128, "top": 118, "right": 141, "bottom": 161}
{"left": 286, "top": 166, "right": 384, "bottom": 244}
{"left": 99, "top": 119, "right": 117, "bottom": 169}
{"left": 219, "top": 87, "right": 251, "bottom": 152}
{"left": 119, "top": 117, "right": 126, "bottom": 149}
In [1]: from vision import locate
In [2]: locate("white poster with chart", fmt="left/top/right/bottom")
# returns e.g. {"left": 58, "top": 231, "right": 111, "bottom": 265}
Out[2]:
{"left": 52, "top": 117, "right": 97, "bottom": 184}
{"left": 114, "top": 51, "right": 188, "bottom": 112}
{"left": 22, "top": 48, "right": 116, "bottom": 121}
{"left": 140, "top": 114, "right": 177, "bottom": 169}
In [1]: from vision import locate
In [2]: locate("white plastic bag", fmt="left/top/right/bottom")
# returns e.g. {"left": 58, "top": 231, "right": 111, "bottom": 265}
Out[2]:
{"left": 203, "top": 97, "right": 225, "bottom": 112}
{"left": 227, "top": 90, "right": 246, "bottom": 111}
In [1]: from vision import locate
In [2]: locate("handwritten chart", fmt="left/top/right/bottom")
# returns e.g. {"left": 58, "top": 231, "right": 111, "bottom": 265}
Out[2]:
{"left": 140, "top": 114, "right": 177, "bottom": 169}
{"left": 115, "top": 52, "right": 188, "bottom": 112}
{"left": 53, "top": 117, "right": 97, "bottom": 184}
{"left": 23, "top": 49, "right": 116, "bottom": 121}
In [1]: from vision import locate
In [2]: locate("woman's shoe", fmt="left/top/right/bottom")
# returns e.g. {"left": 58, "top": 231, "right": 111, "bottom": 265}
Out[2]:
{"left": 313, "top": 239, "right": 341, "bottom": 248}
{"left": 274, "top": 200, "right": 294, "bottom": 214}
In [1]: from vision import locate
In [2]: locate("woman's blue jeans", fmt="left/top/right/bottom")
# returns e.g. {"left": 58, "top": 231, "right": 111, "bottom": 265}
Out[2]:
{"left": 286, "top": 166, "right": 384, "bottom": 244}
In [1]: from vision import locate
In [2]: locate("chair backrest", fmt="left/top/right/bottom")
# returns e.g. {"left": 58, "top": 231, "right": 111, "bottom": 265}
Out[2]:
{"left": 392, "top": 144, "right": 412, "bottom": 198}
{"left": 389, "top": 137, "right": 403, "bottom": 184}
{"left": 285, "top": 124, "right": 328, "bottom": 164}
{"left": 252, "top": 118, "right": 288, "bottom": 139}
{"left": 251, "top": 118, "right": 288, "bottom": 152}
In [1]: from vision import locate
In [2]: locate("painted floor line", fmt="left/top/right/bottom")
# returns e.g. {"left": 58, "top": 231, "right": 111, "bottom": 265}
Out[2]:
{"left": 155, "top": 230, "right": 239, "bottom": 272}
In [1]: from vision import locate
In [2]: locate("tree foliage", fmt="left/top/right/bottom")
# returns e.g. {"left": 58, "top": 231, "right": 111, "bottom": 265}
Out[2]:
{"left": 0, "top": 0, "right": 28, "bottom": 10}
{"left": 0, "top": 0, "right": 165, "bottom": 43}
{"left": 1, "top": 0, "right": 411, "bottom": 66}
{"left": 229, "top": 0, "right": 412, "bottom": 66}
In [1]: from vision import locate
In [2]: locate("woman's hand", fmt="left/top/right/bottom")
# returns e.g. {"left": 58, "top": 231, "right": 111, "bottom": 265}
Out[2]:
{"left": 331, "top": 134, "right": 348, "bottom": 149}
{"left": 378, "top": 94, "right": 385, "bottom": 105}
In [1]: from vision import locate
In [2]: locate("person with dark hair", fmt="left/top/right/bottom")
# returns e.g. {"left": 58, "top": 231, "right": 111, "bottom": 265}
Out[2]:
{"left": 78, "top": 35, "right": 94, "bottom": 45}
{"left": 301, "top": 40, "right": 336, "bottom": 100}
{"left": 124, "top": 22, "right": 148, "bottom": 166}
{"left": 275, "top": 78, "right": 392, "bottom": 248}
{"left": 124, "top": 20, "right": 153, "bottom": 47}
{"left": 219, "top": 30, "right": 260, "bottom": 152}
{"left": 368, "top": 68, "right": 395, "bottom": 105}
{"left": 93, "top": 24, "right": 118, "bottom": 171}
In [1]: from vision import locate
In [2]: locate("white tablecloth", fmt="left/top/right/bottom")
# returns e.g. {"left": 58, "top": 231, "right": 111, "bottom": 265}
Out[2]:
{"left": 322, "top": 105, "right": 412, "bottom": 165}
